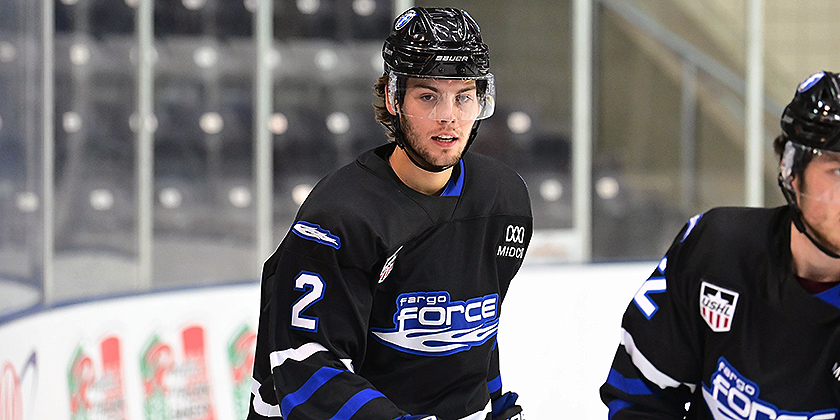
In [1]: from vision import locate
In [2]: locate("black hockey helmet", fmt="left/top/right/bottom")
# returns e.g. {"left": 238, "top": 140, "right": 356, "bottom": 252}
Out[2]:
{"left": 780, "top": 70, "right": 840, "bottom": 152}
{"left": 380, "top": 7, "right": 495, "bottom": 172}
{"left": 778, "top": 71, "right": 840, "bottom": 258}
{"left": 779, "top": 71, "right": 840, "bottom": 192}
{"left": 383, "top": 7, "right": 491, "bottom": 79}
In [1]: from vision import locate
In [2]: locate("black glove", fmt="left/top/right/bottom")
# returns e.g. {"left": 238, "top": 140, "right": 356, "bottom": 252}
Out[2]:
{"left": 489, "top": 391, "right": 523, "bottom": 420}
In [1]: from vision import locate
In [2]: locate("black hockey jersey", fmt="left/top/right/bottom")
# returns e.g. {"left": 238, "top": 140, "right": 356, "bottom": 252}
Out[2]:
{"left": 248, "top": 143, "right": 532, "bottom": 420}
{"left": 600, "top": 206, "right": 840, "bottom": 419}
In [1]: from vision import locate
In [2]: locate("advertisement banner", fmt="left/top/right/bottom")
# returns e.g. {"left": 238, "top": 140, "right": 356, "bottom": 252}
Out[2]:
{"left": 0, "top": 282, "right": 261, "bottom": 420}
{"left": 68, "top": 335, "right": 127, "bottom": 420}
{"left": 140, "top": 325, "right": 216, "bottom": 420}
{"left": 227, "top": 325, "right": 256, "bottom": 420}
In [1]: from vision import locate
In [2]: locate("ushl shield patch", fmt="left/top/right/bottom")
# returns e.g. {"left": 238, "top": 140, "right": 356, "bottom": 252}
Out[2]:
{"left": 700, "top": 281, "right": 739, "bottom": 332}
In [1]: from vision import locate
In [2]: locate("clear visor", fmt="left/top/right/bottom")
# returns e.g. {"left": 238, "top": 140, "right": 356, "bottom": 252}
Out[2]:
{"left": 781, "top": 141, "right": 840, "bottom": 204}
{"left": 387, "top": 71, "right": 496, "bottom": 122}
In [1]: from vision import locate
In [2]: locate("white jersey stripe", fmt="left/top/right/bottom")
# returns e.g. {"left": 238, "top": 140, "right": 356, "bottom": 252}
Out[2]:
{"left": 253, "top": 342, "right": 328, "bottom": 418}
{"left": 254, "top": 343, "right": 358, "bottom": 418}
{"left": 251, "top": 377, "right": 283, "bottom": 418}
{"left": 620, "top": 328, "right": 697, "bottom": 393}
{"left": 270, "top": 342, "right": 328, "bottom": 369}
{"left": 339, "top": 358, "right": 355, "bottom": 373}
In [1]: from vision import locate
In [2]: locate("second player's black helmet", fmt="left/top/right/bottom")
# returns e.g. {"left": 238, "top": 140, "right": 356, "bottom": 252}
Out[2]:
{"left": 778, "top": 71, "right": 840, "bottom": 259}
{"left": 780, "top": 70, "right": 840, "bottom": 152}
{"left": 382, "top": 7, "right": 490, "bottom": 79}
{"left": 779, "top": 71, "right": 840, "bottom": 188}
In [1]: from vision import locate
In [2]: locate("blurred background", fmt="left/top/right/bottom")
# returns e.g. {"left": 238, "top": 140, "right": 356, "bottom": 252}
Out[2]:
{"left": 1, "top": 0, "right": 838, "bottom": 317}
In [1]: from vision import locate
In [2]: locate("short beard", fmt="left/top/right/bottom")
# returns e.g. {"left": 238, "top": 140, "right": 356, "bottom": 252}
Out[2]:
{"left": 802, "top": 214, "right": 840, "bottom": 255}
{"left": 798, "top": 190, "right": 840, "bottom": 255}
{"left": 400, "top": 115, "right": 464, "bottom": 170}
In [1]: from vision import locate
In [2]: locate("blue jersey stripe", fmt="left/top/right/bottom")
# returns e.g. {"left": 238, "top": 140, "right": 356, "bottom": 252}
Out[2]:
{"left": 817, "top": 283, "right": 840, "bottom": 309}
{"left": 606, "top": 368, "right": 653, "bottom": 396}
{"left": 607, "top": 399, "right": 633, "bottom": 419}
{"left": 281, "top": 367, "right": 343, "bottom": 417}
{"left": 440, "top": 160, "right": 465, "bottom": 197}
{"left": 327, "top": 388, "right": 386, "bottom": 420}
{"left": 487, "top": 374, "right": 502, "bottom": 394}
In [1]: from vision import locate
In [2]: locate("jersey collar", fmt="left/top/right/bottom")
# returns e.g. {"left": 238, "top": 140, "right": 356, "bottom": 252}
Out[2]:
{"left": 440, "top": 159, "right": 465, "bottom": 197}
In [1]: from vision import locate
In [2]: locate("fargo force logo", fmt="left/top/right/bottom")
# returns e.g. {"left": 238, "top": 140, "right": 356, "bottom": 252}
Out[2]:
{"left": 371, "top": 292, "right": 499, "bottom": 356}
{"left": 497, "top": 224, "right": 526, "bottom": 259}
{"left": 703, "top": 357, "right": 838, "bottom": 420}
{"left": 700, "top": 281, "right": 739, "bottom": 332}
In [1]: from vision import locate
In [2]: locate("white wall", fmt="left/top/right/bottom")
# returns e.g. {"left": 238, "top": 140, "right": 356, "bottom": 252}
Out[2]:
{"left": 499, "top": 262, "right": 653, "bottom": 419}
{"left": 0, "top": 261, "right": 654, "bottom": 420}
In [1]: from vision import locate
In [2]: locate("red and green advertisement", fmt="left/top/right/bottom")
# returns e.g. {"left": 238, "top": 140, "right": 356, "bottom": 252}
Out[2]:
{"left": 140, "top": 325, "right": 216, "bottom": 420}
{"left": 67, "top": 336, "right": 127, "bottom": 420}
{"left": 227, "top": 325, "right": 256, "bottom": 419}
{"left": 1, "top": 361, "right": 23, "bottom": 420}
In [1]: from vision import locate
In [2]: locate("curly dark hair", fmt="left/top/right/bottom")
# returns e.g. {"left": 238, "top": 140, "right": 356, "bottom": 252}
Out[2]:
{"left": 372, "top": 73, "right": 395, "bottom": 141}
{"left": 772, "top": 134, "right": 787, "bottom": 159}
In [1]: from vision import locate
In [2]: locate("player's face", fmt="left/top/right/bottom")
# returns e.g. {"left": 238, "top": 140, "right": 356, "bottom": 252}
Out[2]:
{"left": 796, "top": 151, "right": 840, "bottom": 252}
{"left": 398, "top": 78, "right": 479, "bottom": 168}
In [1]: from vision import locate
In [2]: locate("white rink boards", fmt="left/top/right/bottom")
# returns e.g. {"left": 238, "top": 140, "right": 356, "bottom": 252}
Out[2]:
{"left": 0, "top": 261, "right": 653, "bottom": 419}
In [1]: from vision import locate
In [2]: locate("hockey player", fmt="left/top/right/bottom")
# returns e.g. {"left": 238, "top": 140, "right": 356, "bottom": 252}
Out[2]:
{"left": 600, "top": 70, "right": 840, "bottom": 418}
{"left": 248, "top": 7, "right": 531, "bottom": 420}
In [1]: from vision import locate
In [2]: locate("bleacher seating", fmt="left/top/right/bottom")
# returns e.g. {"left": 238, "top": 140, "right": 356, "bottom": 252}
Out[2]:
{"left": 2, "top": 0, "right": 589, "bottom": 293}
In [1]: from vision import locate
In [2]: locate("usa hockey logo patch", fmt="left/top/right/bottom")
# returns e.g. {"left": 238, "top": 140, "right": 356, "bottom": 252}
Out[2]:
{"left": 700, "top": 281, "right": 739, "bottom": 332}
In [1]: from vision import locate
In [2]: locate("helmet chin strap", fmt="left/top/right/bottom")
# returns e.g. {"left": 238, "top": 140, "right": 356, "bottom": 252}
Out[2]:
{"left": 791, "top": 209, "right": 840, "bottom": 259}
{"left": 780, "top": 177, "right": 840, "bottom": 259}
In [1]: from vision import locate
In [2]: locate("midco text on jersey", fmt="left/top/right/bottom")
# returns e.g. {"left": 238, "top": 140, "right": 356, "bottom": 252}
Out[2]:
{"left": 704, "top": 358, "right": 838, "bottom": 420}
{"left": 394, "top": 292, "right": 498, "bottom": 331}
{"left": 497, "top": 225, "right": 526, "bottom": 259}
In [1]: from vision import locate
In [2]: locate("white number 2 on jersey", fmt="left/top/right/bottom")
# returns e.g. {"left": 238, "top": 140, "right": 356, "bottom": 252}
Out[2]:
{"left": 291, "top": 271, "right": 326, "bottom": 332}
{"left": 633, "top": 277, "right": 667, "bottom": 320}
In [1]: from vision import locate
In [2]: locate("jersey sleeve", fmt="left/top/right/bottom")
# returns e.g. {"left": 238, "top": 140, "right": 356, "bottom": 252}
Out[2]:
{"left": 487, "top": 339, "right": 503, "bottom": 400}
{"left": 248, "top": 218, "right": 412, "bottom": 420}
{"left": 600, "top": 215, "right": 705, "bottom": 419}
